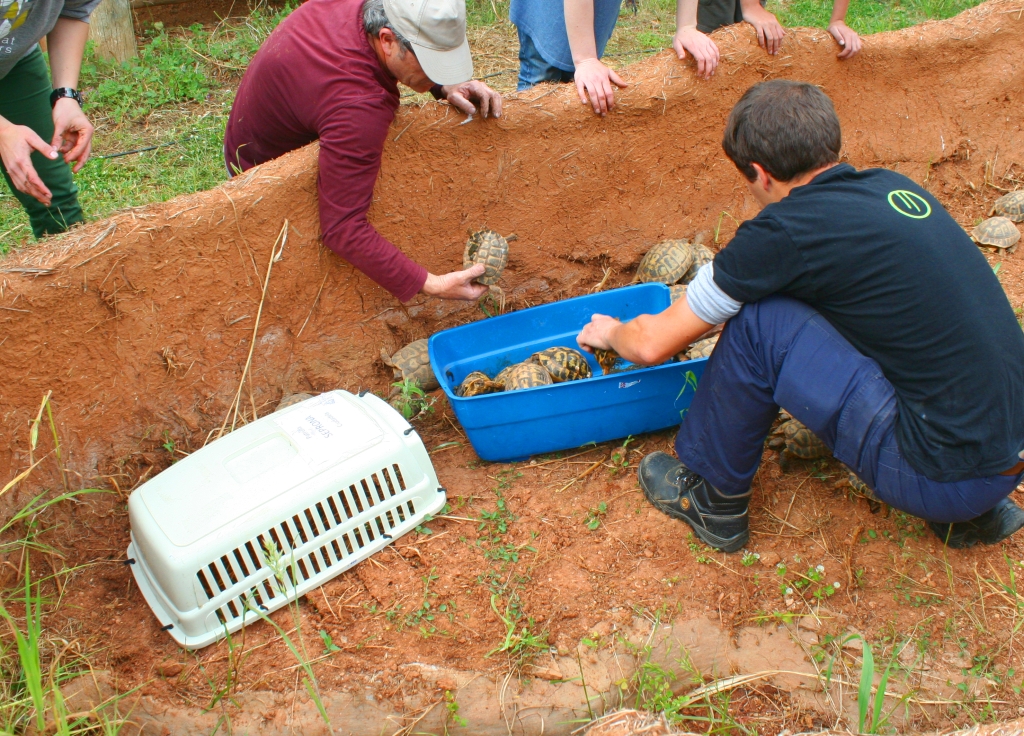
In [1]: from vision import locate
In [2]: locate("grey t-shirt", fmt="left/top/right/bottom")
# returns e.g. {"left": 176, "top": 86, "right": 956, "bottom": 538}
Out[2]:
{"left": 0, "top": 0, "right": 102, "bottom": 80}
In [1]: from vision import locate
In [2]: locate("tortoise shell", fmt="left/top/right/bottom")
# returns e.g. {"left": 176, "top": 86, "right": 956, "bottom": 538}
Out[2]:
{"left": 464, "top": 229, "right": 510, "bottom": 285}
{"left": 636, "top": 240, "right": 694, "bottom": 284}
{"left": 493, "top": 364, "right": 517, "bottom": 388}
{"left": 457, "top": 371, "right": 503, "bottom": 397}
{"left": 593, "top": 348, "right": 621, "bottom": 375}
{"left": 768, "top": 417, "right": 830, "bottom": 472}
{"left": 531, "top": 347, "right": 592, "bottom": 382}
{"left": 504, "top": 362, "right": 553, "bottom": 390}
{"left": 381, "top": 339, "right": 439, "bottom": 391}
{"left": 686, "top": 335, "right": 718, "bottom": 360}
{"left": 669, "top": 284, "right": 687, "bottom": 303}
{"left": 992, "top": 191, "right": 1024, "bottom": 223}
{"left": 681, "top": 243, "right": 715, "bottom": 284}
{"left": 276, "top": 392, "right": 313, "bottom": 412}
{"left": 972, "top": 217, "right": 1021, "bottom": 249}
{"left": 771, "top": 418, "right": 829, "bottom": 460}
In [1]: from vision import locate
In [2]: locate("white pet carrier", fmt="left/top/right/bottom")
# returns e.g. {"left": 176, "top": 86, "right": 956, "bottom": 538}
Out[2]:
{"left": 126, "top": 390, "right": 444, "bottom": 649}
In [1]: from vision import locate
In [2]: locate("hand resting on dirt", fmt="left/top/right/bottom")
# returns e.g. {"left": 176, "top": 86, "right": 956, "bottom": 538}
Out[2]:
{"left": 741, "top": 1, "right": 785, "bottom": 55}
{"left": 441, "top": 80, "right": 503, "bottom": 119}
{"left": 573, "top": 58, "right": 628, "bottom": 116}
{"left": 577, "top": 296, "right": 714, "bottom": 366}
{"left": 0, "top": 115, "right": 60, "bottom": 206}
{"left": 673, "top": 26, "right": 721, "bottom": 79}
{"left": 421, "top": 264, "right": 489, "bottom": 300}
{"left": 827, "top": 20, "right": 862, "bottom": 59}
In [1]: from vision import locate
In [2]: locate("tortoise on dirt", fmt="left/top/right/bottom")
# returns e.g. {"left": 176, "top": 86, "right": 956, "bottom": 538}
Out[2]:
{"left": 457, "top": 371, "right": 503, "bottom": 397}
{"left": 593, "top": 348, "right": 621, "bottom": 375}
{"left": 768, "top": 416, "right": 830, "bottom": 472}
{"left": 991, "top": 190, "right": 1024, "bottom": 222}
{"left": 669, "top": 284, "right": 687, "bottom": 303}
{"left": 636, "top": 240, "right": 693, "bottom": 284}
{"left": 682, "top": 242, "right": 714, "bottom": 284}
{"left": 686, "top": 335, "right": 718, "bottom": 360}
{"left": 972, "top": 216, "right": 1021, "bottom": 251}
{"left": 464, "top": 229, "right": 511, "bottom": 285}
{"left": 531, "top": 346, "right": 592, "bottom": 382}
{"left": 504, "top": 362, "right": 553, "bottom": 390}
{"left": 276, "top": 392, "right": 313, "bottom": 412}
{"left": 836, "top": 467, "right": 890, "bottom": 516}
{"left": 381, "top": 339, "right": 439, "bottom": 392}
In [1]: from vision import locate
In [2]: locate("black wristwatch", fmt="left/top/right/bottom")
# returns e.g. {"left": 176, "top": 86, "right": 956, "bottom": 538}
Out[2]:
{"left": 429, "top": 83, "right": 446, "bottom": 100}
{"left": 50, "top": 87, "right": 83, "bottom": 109}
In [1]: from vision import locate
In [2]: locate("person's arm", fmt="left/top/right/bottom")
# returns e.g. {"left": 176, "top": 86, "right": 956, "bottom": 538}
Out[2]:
{"left": 318, "top": 98, "right": 484, "bottom": 303}
{"left": 827, "top": 0, "right": 862, "bottom": 59}
{"left": 47, "top": 18, "right": 94, "bottom": 172}
{"left": 577, "top": 295, "right": 714, "bottom": 365}
{"left": 672, "top": 0, "right": 720, "bottom": 79}
{"left": 564, "top": 0, "right": 627, "bottom": 116}
{"left": 740, "top": 0, "right": 785, "bottom": 55}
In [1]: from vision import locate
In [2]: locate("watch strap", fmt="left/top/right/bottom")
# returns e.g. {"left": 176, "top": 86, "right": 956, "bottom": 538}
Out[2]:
{"left": 50, "top": 87, "right": 83, "bottom": 109}
{"left": 429, "top": 83, "right": 446, "bottom": 100}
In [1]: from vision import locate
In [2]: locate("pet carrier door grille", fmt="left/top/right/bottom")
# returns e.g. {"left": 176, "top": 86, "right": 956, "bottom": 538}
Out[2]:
{"left": 126, "top": 391, "right": 444, "bottom": 649}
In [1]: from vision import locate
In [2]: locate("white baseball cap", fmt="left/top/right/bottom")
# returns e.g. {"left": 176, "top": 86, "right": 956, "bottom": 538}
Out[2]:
{"left": 382, "top": 0, "right": 474, "bottom": 86}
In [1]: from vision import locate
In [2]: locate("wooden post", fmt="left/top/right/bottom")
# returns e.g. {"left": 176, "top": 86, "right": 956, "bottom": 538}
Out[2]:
{"left": 90, "top": 0, "right": 137, "bottom": 62}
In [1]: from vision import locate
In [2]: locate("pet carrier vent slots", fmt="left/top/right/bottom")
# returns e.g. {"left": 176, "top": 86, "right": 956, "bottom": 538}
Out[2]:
{"left": 126, "top": 390, "right": 444, "bottom": 649}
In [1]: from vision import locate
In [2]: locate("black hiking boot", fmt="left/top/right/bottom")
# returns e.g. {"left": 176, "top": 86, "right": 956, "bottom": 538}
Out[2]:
{"left": 928, "top": 497, "right": 1024, "bottom": 549}
{"left": 638, "top": 451, "right": 750, "bottom": 553}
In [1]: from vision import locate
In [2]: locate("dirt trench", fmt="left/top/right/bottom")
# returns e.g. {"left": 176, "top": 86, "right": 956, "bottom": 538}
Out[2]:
{"left": 2, "top": 1, "right": 1024, "bottom": 733}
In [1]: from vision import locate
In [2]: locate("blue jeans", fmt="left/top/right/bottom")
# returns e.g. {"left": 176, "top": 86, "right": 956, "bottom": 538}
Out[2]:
{"left": 675, "top": 296, "right": 1022, "bottom": 523}
{"left": 516, "top": 29, "right": 575, "bottom": 92}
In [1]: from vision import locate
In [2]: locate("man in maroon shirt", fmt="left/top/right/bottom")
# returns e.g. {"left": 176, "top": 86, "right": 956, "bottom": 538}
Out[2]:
{"left": 225, "top": 0, "right": 503, "bottom": 302}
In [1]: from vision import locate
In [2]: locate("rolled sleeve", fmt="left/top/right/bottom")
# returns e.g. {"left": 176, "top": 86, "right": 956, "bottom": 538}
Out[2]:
{"left": 317, "top": 97, "right": 428, "bottom": 302}
{"left": 60, "top": 0, "right": 104, "bottom": 21}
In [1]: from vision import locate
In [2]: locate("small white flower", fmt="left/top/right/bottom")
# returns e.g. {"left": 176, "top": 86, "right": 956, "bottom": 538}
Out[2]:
{"left": 785, "top": 587, "right": 794, "bottom": 595}
{"left": 754, "top": 553, "right": 761, "bottom": 559}
{"left": 816, "top": 564, "right": 825, "bottom": 573}
{"left": 833, "top": 581, "right": 841, "bottom": 589}
{"left": 776, "top": 562, "right": 785, "bottom": 569}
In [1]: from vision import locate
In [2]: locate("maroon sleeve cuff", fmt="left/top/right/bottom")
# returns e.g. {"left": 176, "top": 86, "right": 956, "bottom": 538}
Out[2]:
{"left": 396, "top": 263, "right": 429, "bottom": 303}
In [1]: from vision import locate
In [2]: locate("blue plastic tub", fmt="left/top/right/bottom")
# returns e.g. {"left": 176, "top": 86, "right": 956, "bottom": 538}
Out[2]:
{"left": 428, "top": 284, "right": 708, "bottom": 462}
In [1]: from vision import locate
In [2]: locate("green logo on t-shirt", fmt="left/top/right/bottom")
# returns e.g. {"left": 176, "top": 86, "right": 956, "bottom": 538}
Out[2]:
{"left": 887, "top": 190, "right": 932, "bottom": 219}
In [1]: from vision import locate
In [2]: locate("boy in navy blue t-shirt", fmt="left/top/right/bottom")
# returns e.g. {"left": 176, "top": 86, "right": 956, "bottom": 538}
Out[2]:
{"left": 577, "top": 80, "right": 1024, "bottom": 553}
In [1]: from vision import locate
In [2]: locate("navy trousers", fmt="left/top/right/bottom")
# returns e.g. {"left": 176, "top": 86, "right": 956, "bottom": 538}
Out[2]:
{"left": 675, "top": 296, "right": 1021, "bottom": 523}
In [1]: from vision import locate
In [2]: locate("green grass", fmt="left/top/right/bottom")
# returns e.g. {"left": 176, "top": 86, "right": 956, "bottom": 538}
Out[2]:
{"left": 0, "top": 0, "right": 985, "bottom": 253}
{"left": 768, "top": 0, "right": 984, "bottom": 34}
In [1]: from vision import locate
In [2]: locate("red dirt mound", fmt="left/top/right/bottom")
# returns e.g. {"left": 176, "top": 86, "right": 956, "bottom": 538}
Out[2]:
{"left": 2, "top": 1, "right": 1024, "bottom": 732}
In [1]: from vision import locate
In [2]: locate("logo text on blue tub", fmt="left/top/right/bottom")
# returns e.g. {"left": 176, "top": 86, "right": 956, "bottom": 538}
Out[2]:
{"left": 618, "top": 380, "right": 641, "bottom": 389}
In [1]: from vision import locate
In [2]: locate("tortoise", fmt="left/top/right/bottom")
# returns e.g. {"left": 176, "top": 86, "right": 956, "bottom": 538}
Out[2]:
{"left": 276, "top": 392, "right": 313, "bottom": 412}
{"left": 836, "top": 466, "right": 890, "bottom": 516}
{"left": 768, "top": 417, "right": 830, "bottom": 473}
{"left": 686, "top": 335, "right": 718, "bottom": 360}
{"left": 682, "top": 243, "right": 715, "bottom": 284}
{"left": 493, "top": 364, "right": 517, "bottom": 388}
{"left": 669, "top": 284, "right": 687, "bottom": 303}
{"left": 972, "top": 217, "right": 1020, "bottom": 251}
{"left": 636, "top": 240, "right": 694, "bottom": 284}
{"left": 531, "top": 346, "right": 592, "bottom": 382}
{"left": 991, "top": 190, "right": 1024, "bottom": 223}
{"left": 457, "top": 371, "right": 503, "bottom": 397}
{"left": 464, "top": 229, "right": 511, "bottom": 285}
{"left": 504, "top": 362, "right": 553, "bottom": 391}
{"left": 381, "top": 339, "right": 439, "bottom": 392}
{"left": 593, "top": 348, "right": 622, "bottom": 375}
